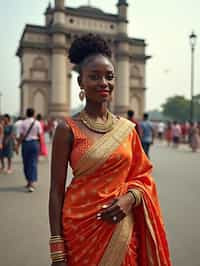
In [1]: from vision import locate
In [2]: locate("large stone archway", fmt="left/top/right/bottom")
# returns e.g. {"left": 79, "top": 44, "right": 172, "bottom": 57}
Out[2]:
{"left": 33, "top": 89, "right": 47, "bottom": 116}
{"left": 17, "top": 0, "right": 150, "bottom": 118}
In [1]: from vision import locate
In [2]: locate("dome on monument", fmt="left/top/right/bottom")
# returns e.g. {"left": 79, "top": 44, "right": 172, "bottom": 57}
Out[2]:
{"left": 77, "top": 5, "right": 105, "bottom": 15}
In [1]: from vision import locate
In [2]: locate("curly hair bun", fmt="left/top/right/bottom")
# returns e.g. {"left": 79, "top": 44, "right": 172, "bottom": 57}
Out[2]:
{"left": 68, "top": 34, "right": 112, "bottom": 65}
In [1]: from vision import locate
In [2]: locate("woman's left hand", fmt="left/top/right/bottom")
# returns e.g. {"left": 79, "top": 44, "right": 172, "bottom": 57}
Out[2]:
{"left": 97, "top": 193, "right": 135, "bottom": 224}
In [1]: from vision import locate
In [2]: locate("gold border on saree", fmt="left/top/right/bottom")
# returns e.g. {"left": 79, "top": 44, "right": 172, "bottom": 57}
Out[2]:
{"left": 73, "top": 118, "right": 135, "bottom": 179}
{"left": 99, "top": 213, "right": 134, "bottom": 266}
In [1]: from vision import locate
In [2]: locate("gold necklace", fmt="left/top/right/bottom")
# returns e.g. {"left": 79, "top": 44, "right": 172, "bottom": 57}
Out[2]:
{"left": 79, "top": 110, "right": 114, "bottom": 133}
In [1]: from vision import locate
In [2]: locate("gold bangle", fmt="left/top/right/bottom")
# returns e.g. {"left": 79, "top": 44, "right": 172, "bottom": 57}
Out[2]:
{"left": 51, "top": 257, "right": 66, "bottom": 263}
{"left": 51, "top": 254, "right": 66, "bottom": 260}
{"left": 50, "top": 236, "right": 64, "bottom": 243}
{"left": 127, "top": 189, "right": 141, "bottom": 207}
{"left": 50, "top": 239, "right": 64, "bottom": 243}
{"left": 50, "top": 235, "right": 64, "bottom": 239}
{"left": 51, "top": 251, "right": 65, "bottom": 255}
{"left": 51, "top": 255, "right": 65, "bottom": 259}
{"left": 52, "top": 258, "right": 65, "bottom": 263}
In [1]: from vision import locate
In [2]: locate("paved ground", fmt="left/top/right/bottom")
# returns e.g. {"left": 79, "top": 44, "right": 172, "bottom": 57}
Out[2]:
{"left": 0, "top": 142, "right": 199, "bottom": 266}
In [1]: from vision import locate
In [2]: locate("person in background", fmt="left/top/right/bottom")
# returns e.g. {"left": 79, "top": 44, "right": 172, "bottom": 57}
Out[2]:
{"left": 171, "top": 121, "right": 181, "bottom": 148}
{"left": 19, "top": 108, "right": 42, "bottom": 192}
{"left": 180, "top": 121, "right": 188, "bottom": 144}
{"left": 197, "top": 121, "right": 200, "bottom": 136}
{"left": 0, "top": 116, "right": 4, "bottom": 168}
{"left": 157, "top": 120, "right": 165, "bottom": 141}
{"left": 127, "top": 109, "right": 141, "bottom": 137}
{"left": 140, "top": 113, "right": 154, "bottom": 157}
{"left": 165, "top": 121, "right": 172, "bottom": 146}
{"left": 36, "top": 114, "right": 48, "bottom": 157}
{"left": 188, "top": 122, "right": 200, "bottom": 152}
{"left": 49, "top": 34, "right": 171, "bottom": 266}
{"left": 0, "top": 114, "right": 15, "bottom": 174}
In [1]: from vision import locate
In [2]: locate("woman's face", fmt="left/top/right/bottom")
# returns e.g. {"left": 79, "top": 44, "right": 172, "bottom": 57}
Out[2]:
{"left": 79, "top": 55, "right": 115, "bottom": 103}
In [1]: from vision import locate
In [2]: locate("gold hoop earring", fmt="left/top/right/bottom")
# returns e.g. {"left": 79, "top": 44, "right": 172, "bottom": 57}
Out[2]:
{"left": 79, "top": 89, "right": 85, "bottom": 101}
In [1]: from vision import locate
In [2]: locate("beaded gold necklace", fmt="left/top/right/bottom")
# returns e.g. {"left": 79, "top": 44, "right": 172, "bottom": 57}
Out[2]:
{"left": 79, "top": 110, "right": 114, "bottom": 133}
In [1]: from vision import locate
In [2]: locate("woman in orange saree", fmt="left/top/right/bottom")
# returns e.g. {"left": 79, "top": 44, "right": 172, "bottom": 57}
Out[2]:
{"left": 61, "top": 117, "right": 171, "bottom": 266}
{"left": 49, "top": 34, "right": 171, "bottom": 266}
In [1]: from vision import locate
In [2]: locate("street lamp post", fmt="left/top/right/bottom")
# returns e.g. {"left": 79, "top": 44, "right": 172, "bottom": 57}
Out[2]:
{"left": 189, "top": 31, "right": 197, "bottom": 122}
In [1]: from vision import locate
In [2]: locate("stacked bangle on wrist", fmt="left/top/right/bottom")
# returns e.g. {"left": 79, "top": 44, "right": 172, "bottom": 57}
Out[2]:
{"left": 127, "top": 189, "right": 141, "bottom": 207}
{"left": 50, "top": 235, "right": 66, "bottom": 263}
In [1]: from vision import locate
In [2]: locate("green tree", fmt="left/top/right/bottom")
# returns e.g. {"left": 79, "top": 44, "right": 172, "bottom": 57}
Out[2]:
{"left": 162, "top": 95, "right": 190, "bottom": 121}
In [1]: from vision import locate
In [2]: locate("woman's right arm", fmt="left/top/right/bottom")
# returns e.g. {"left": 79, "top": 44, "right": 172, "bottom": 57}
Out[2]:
{"left": 49, "top": 122, "right": 73, "bottom": 266}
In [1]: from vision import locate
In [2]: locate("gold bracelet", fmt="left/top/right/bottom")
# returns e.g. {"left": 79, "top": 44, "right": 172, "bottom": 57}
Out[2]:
{"left": 50, "top": 235, "right": 64, "bottom": 240}
{"left": 51, "top": 252, "right": 66, "bottom": 262}
{"left": 50, "top": 235, "right": 66, "bottom": 263}
{"left": 127, "top": 189, "right": 141, "bottom": 207}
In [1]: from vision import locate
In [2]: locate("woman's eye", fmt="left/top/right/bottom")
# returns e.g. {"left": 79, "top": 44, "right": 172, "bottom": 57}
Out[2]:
{"left": 88, "top": 73, "right": 114, "bottom": 81}
{"left": 106, "top": 74, "right": 114, "bottom": 80}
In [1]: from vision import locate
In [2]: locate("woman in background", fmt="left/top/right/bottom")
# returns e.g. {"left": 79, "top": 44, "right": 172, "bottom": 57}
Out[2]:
{"left": 0, "top": 116, "right": 4, "bottom": 170}
{"left": 188, "top": 122, "right": 200, "bottom": 152}
{"left": 165, "top": 121, "right": 172, "bottom": 146}
{"left": 0, "top": 114, "right": 14, "bottom": 174}
{"left": 36, "top": 114, "right": 48, "bottom": 157}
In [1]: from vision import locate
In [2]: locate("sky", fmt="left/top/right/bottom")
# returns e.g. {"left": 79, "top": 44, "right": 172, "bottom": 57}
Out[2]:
{"left": 0, "top": 0, "right": 199, "bottom": 115}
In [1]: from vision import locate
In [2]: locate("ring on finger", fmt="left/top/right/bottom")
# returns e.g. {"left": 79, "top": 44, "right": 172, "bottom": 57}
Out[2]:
{"left": 112, "top": 215, "right": 117, "bottom": 222}
{"left": 121, "top": 208, "right": 126, "bottom": 216}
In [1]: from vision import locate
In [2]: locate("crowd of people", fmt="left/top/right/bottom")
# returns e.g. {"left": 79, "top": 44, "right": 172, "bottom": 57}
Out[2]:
{"left": 127, "top": 109, "right": 200, "bottom": 156}
{"left": 155, "top": 120, "right": 200, "bottom": 152}
{"left": 1, "top": 108, "right": 199, "bottom": 184}
{"left": 0, "top": 110, "right": 58, "bottom": 191}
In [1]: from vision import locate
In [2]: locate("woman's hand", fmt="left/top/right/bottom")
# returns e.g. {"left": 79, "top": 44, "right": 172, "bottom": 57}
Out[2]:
{"left": 97, "top": 193, "right": 135, "bottom": 224}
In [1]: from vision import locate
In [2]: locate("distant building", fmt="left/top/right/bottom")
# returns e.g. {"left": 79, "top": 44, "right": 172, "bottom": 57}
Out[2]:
{"left": 17, "top": 0, "right": 150, "bottom": 118}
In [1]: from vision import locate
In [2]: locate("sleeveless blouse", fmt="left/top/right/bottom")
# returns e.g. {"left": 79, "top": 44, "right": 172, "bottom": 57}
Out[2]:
{"left": 65, "top": 117, "right": 93, "bottom": 171}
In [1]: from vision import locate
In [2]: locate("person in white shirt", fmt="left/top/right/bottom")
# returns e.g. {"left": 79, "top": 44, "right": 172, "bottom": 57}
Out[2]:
{"left": 157, "top": 121, "right": 165, "bottom": 141}
{"left": 171, "top": 121, "right": 181, "bottom": 148}
{"left": 14, "top": 116, "right": 24, "bottom": 139}
{"left": 19, "top": 108, "right": 42, "bottom": 192}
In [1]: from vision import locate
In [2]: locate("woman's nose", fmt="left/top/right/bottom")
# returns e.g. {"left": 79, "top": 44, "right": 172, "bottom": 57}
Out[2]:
{"left": 99, "top": 77, "right": 107, "bottom": 87}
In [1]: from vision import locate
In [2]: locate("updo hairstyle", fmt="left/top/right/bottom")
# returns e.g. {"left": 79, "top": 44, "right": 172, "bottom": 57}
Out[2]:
{"left": 68, "top": 34, "right": 112, "bottom": 71}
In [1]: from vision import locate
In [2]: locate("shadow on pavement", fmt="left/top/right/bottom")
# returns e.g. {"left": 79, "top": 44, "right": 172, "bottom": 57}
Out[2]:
{"left": 0, "top": 186, "right": 28, "bottom": 193}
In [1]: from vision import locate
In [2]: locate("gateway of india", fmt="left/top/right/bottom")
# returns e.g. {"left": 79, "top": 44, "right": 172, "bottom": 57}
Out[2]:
{"left": 17, "top": 0, "right": 150, "bottom": 118}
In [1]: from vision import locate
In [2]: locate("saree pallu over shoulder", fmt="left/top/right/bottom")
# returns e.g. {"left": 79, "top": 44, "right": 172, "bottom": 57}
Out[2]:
{"left": 125, "top": 133, "right": 172, "bottom": 266}
{"left": 73, "top": 118, "right": 135, "bottom": 178}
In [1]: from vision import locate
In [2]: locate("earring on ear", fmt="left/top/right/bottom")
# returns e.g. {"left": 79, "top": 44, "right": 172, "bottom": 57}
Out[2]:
{"left": 79, "top": 89, "right": 85, "bottom": 101}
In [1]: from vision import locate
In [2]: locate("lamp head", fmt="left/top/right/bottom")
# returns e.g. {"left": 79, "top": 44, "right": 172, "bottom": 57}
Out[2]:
{"left": 189, "top": 31, "right": 197, "bottom": 48}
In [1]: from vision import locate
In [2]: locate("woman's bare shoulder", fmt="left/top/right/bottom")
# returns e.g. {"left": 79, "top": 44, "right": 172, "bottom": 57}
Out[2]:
{"left": 54, "top": 119, "right": 73, "bottom": 143}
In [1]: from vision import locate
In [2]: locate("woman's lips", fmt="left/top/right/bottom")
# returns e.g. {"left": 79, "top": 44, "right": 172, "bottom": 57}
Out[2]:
{"left": 97, "top": 90, "right": 110, "bottom": 96}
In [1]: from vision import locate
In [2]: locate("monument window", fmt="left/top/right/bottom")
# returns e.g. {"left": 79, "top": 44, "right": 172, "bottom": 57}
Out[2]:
{"left": 33, "top": 57, "right": 46, "bottom": 69}
{"left": 110, "top": 24, "right": 115, "bottom": 29}
{"left": 131, "top": 65, "right": 141, "bottom": 77}
{"left": 69, "top": 18, "right": 74, "bottom": 24}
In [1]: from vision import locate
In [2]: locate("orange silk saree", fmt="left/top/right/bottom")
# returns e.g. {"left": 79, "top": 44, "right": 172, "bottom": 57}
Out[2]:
{"left": 62, "top": 117, "right": 171, "bottom": 266}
